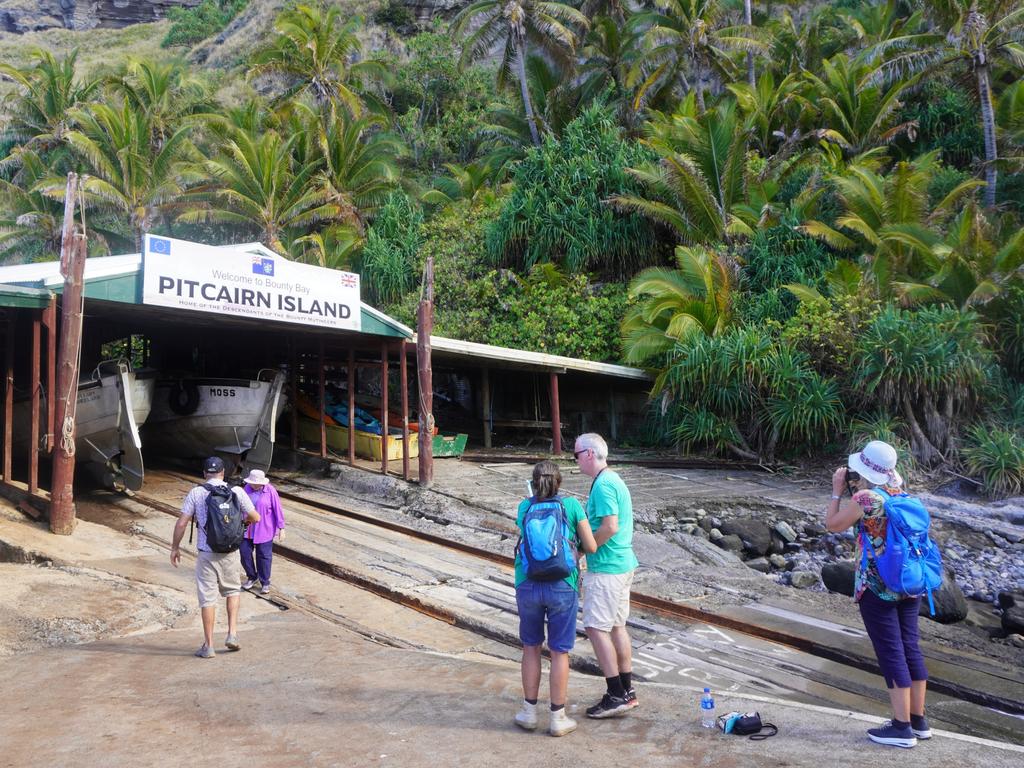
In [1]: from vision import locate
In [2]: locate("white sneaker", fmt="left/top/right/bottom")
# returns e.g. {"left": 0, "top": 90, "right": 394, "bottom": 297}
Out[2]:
{"left": 514, "top": 701, "right": 538, "bottom": 731}
{"left": 241, "top": 579, "right": 256, "bottom": 590}
{"left": 549, "top": 708, "right": 577, "bottom": 737}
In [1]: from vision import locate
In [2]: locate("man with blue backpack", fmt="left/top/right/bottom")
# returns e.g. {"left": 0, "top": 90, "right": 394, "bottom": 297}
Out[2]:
{"left": 826, "top": 440, "right": 943, "bottom": 749}
{"left": 513, "top": 460, "right": 597, "bottom": 737}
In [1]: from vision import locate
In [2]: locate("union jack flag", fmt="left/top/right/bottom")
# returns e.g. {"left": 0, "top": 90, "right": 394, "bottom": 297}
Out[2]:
{"left": 339, "top": 272, "right": 359, "bottom": 288}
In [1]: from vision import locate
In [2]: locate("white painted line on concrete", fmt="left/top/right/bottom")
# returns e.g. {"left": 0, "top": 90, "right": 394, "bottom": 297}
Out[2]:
{"left": 747, "top": 603, "right": 866, "bottom": 638}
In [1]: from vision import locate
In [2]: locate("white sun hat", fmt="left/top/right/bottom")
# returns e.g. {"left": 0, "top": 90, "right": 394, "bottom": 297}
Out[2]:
{"left": 848, "top": 440, "right": 903, "bottom": 487}
{"left": 243, "top": 469, "right": 269, "bottom": 486}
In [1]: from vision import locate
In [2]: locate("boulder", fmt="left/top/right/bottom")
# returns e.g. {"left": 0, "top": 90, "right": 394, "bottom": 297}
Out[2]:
{"left": 1010, "top": 634, "right": 1024, "bottom": 649}
{"left": 767, "top": 531, "right": 785, "bottom": 555}
{"left": 698, "top": 516, "right": 715, "bottom": 533}
{"left": 719, "top": 517, "right": 772, "bottom": 557}
{"left": 803, "top": 522, "right": 827, "bottom": 537}
{"left": 1002, "top": 605, "right": 1024, "bottom": 636}
{"left": 714, "top": 534, "right": 744, "bottom": 554}
{"left": 790, "top": 570, "right": 820, "bottom": 589}
{"left": 768, "top": 554, "right": 787, "bottom": 570}
{"left": 921, "top": 568, "right": 967, "bottom": 624}
{"left": 745, "top": 557, "right": 770, "bottom": 573}
{"left": 774, "top": 521, "right": 798, "bottom": 543}
{"left": 997, "top": 591, "right": 1021, "bottom": 610}
{"left": 709, "top": 528, "right": 723, "bottom": 541}
{"left": 821, "top": 561, "right": 856, "bottom": 597}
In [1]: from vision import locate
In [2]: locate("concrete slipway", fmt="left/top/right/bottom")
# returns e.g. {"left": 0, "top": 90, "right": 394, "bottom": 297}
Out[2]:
{"left": 1, "top": 488, "right": 1022, "bottom": 768}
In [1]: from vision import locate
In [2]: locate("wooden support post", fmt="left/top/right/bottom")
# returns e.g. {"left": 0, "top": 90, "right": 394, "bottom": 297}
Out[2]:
{"left": 3, "top": 317, "right": 13, "bottom": 482}
{"left": 380, "top": 340, "right": 389, "bottom": 476}
{"left": 416, "top": 257, "right": 434, "bottom": 487}
{"left": 481, "top": 367, "right": 492, "bottom": 449}
{"left": 400, "top": 340, "right": 409, "bottom": 481}
{"left": 347, "top": 349, "right": 355, "bottom": 466}
{"left": 43, "top": 296, "right": 56, "bottom": 453}
{"left": 29, "top": 311, "right": 40, "bottom": 494}
{"left": 549, "top": 371, "right": 561, "bottom": 455}
{"left": 608, "top": 386, "right": 618, "bottom": 443}
{"left": 318, "top": 338, "right": 326, "bottom": 459}
{"left": 289, "top": 340, "right": 298, "bottom": 451}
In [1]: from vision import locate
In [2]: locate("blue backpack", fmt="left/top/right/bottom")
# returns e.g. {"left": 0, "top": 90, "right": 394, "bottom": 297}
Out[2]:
{"left": 518, "top": 496, "right": 576, "bottom": 582}
{"left": 861, "top": 488, "right": 944, "bottom": 615}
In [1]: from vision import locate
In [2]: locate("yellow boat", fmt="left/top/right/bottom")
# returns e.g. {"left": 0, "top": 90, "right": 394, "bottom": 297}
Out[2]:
{"left": 298, "top": 417, "right": 419, "bottom": 462}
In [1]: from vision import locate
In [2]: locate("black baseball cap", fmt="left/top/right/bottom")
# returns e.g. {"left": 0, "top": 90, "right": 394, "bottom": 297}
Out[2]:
{"left": 203, "top": 456, "right": 225, "bottom": 474}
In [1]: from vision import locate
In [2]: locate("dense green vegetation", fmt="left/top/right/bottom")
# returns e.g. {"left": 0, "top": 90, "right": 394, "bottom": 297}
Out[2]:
{"left": 1, "top": 0, "right": 1023, "bottom": 494}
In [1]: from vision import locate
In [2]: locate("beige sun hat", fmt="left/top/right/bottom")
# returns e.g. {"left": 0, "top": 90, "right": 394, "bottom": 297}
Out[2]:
{"left": 848, "top": 440, "right": 903, "bottom": 487}
{"left": 243, "top": 469, "right": 269, "bottom": 486}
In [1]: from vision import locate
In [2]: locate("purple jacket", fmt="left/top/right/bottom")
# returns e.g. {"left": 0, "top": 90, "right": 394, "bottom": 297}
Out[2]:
{"left": 244, "top": 483, "right": 286, "bottom": 544}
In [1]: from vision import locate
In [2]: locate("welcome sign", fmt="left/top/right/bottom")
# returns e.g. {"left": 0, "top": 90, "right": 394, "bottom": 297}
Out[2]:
{"left": 141, "top": 234, "right": 361, "bottom": 331}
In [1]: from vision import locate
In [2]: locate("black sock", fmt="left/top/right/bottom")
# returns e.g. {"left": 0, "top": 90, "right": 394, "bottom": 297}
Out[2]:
{"left": 550, "top": 703, "right": 564, "bottom": 712}
{"left": 893, "top": 719, "right": 910, "bottom": 729}
{"left": 605, "top": 676, "right": 626, "bottom": 698}
{"left": 525, "top": 698, "right": 538, "bottom": 705}
{"left": 619, "top": 671, "right": 632, "bottom": 692}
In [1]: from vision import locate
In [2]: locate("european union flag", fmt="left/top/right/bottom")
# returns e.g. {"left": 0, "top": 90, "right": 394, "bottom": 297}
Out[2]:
{"left": 252, "top": 256, "right": 275, "bottom": 276}
{"left": 149, "top": 237, "right": 171, "bottom": 255}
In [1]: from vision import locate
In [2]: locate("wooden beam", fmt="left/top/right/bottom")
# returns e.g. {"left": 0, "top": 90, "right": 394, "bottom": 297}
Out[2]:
{"left": 416, "top": 257, "right": 434, "bottom": 488}
{"left": 380, "top": 340, "right": 389, "bottom": 475}
{"left": 481, "top": 367, "right": 492, "bottom": 449}
{"left": 549, "top": 371, "right": 561, "bottom": 455}
{"left": 29, "top": 311, "right": 40, "bottom": 494}
{"left": 400, "top": 339, "right": 409, "bottom": 481}
{"left": 3, "top": 316, "right": 13, "bottom": 482}
{"left": 347, "top": 348, "right": 355, "bottom": 466}
{"left": 43, "top": 296, "right": 56, "bottom": 453}
{"left": 318, "top": 338, "right": 326, "bottom": 459}
{"left": 289, "top": 339, "right": 298, "bottom": 450}
{"left": 609, "top": 385, "right": 618, "bottom": 443}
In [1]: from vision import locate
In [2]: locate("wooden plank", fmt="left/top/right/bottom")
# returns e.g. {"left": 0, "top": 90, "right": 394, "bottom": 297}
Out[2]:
{"left": 318, "top": 338, "right": 326, "bottom": 459}
{"left": 3, "top": 316, "right": 13, "bottom": 482}
{"left": 29, "top": 311, "right": 40, "bottom": 494}
{"left": 347, "top": 348, "right": 355, "bottom": 466}
{"left": 549, "top": 371, "right": 561, "bottom": 455}
{"left": 400, "top": 339, "right": 409, "bottom": 481}
{"left": 380, "top": 340, "right": 388, "bottom": 476}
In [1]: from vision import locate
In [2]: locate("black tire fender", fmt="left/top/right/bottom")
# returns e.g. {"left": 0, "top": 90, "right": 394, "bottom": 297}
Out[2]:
{"left": 168, "top": 380, "right": 201, "bottom": 416}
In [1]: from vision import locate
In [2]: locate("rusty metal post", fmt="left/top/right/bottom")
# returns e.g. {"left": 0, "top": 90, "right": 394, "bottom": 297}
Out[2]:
{"left": 3, "top": 316, "right": 13, "bottom": 482}
{"left": 318, "top": 338, "right": 326, "bottom": 459}
{"left": 43, "top": 296, "right": 56, "bottom": 453}
{"left": 549, "top": 371, "right": 562, "bottom": 455}
{"left": 347, "top": 348, "right": 355, "bottom": 466}
{"left": 380, "top": 340, "right": 388, "bottom": 476}
{"left": 50, "top": 173, "right": 85, "bottom": 534}
{"left": 29, "top": 311, "right": 41, "bottom": 494}
{"left": 289, "top": 339, "right": 298, "bottom": 451}
{"left": 416, "top": 257, "right": 434, "bottom": 487}
{"left": 400, "top": 339, "right": 409, "bottom": 481}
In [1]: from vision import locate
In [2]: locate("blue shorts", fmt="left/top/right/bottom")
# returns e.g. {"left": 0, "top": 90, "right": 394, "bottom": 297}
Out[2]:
{"left": 516, "top": 580, "right": 579, "bottom": 653}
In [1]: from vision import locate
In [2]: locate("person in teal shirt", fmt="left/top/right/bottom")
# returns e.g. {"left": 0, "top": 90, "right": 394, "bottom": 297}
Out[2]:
{"left": 574, "top": 432, "right": 639, "bottom": 719}
{"left": 513, "top": 460, "right": 596, "bottom": 737}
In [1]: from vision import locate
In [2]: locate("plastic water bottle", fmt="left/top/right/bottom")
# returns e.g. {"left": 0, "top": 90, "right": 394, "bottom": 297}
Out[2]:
{"left": 700, "top": 688, "right": 715, "bottom": 728}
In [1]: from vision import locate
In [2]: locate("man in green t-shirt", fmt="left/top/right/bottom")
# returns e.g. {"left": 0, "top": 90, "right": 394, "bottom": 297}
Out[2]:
{"left": 574, "top": 432, "right": 639, "bottom": 719}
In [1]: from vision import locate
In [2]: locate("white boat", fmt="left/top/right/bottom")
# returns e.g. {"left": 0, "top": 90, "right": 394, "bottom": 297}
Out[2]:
{"left": 142, "top": 369, "right": 287, "bottom": 474}
{"left": 13, "top": 360, "right": 155, "bottom": 491}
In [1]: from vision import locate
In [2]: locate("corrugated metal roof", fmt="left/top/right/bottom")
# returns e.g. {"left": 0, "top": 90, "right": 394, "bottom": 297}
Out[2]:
{"left": 418, "top": 335, "right": 651, "bottom": 381}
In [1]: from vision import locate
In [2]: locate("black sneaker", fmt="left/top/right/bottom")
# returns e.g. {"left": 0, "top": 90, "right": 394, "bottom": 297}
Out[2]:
{"left": 910, "top": 715, "right": 932, "bottom": 739}
{"left": 624, "top": 688, "right": 639, "bottom": 709}
{"left": 867, "top": 721, "right": 917, "bottom": 748}
{"left": 586, "top": 693, "right": 630, "bottom": 719}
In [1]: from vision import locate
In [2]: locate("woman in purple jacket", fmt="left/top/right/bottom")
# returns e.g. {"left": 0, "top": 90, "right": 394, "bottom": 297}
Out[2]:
{"left": 239, "top": 469, "right": 286, "bottom": 595}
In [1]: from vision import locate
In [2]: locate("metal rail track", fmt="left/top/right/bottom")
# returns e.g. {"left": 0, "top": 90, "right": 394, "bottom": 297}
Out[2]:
{"left": 140, "top": 471, "right": 1023, "bottom": 716}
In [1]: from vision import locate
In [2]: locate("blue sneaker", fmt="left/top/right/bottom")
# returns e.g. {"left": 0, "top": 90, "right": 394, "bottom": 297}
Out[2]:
{"left": 910, "top": 715, "right": 932, "bottom": 739}
{"left": 868, "top": 721, "right": 917, "bottom": 748}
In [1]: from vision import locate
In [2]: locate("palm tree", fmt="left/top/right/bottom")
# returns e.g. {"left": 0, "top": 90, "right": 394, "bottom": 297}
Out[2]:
{"left": 249, "top": 4, "right": 388, "bottom": 121}
{"left": 578, "top": 15, "right": 646, "bottom": 131}
{"left": 180, "top": 126, "right": 331, "bottom": 254}
{"left": 0, "top": 148, "right": 70, "bottom": 262}
{"left": 613, "top": 99, "right": 749, "bottom": 247}
{"left": 421, "top": 161, "right": 499, "bottom": 210}
{"left": 452, "top": 0, "right": 588, "bottom": 145}
{"left": 628, "top": 0, "right": 765, "bottom": 113}
{"left": 869, "top": 0, "right": 1024, "bottom": 207}
{"left": 0, "top": 48, "right": 99, "bottom": 156}
{"left": 621, "top": 244, "right": 732, "bottom": 369}
{"left": 44, "top": 101, "right": 195, "bottom": 252}
{"left": 726, "top": 71, "right": 803, "bottom": 156}
{"left": 798, "top": 53, "right": 920, "bottom": 157}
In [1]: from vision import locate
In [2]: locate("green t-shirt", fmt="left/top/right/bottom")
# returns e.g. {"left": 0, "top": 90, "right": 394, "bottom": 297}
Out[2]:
{"left": 514, "top": 495, "right": 587, "bottom": 590}
{"left": 585, "top": 469, "right": 639, "bottom": 574}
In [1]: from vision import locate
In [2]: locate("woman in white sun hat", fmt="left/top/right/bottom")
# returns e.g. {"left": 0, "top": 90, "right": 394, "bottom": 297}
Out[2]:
{"left": 239, "top": 469, "right": 286, "bottom": 595}
{"left": 825, "top": 440, "right": 930, "bottom": 749}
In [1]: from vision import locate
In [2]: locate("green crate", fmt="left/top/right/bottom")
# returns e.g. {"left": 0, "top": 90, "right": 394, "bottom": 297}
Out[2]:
{"left": 432, "top": 432, "right": 468, "bottom": 457}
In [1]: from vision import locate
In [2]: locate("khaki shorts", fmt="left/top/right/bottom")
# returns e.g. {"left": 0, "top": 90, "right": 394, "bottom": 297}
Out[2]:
{"left": 195, "top": 550, "right": 242, "bottom": 608}
{"left": 582, "top": 570, "right": 634, "bottom": 631}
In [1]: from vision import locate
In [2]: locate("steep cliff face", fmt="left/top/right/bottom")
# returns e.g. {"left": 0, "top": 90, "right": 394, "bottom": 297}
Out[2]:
{"left": 0, "top": 0, "right": 201, "bottom": 33}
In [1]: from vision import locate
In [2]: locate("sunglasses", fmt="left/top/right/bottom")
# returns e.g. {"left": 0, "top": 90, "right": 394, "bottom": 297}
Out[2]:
{"left": 573, "top": 449, "right": 590, "bottom": 460}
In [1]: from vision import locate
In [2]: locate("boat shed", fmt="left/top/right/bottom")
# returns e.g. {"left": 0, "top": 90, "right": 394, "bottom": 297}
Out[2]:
{"left": 0, "top": 238, "right": 419, "bottom": 513}
{"left": 417, "top": 335, "right": 652, "bottom": 454}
